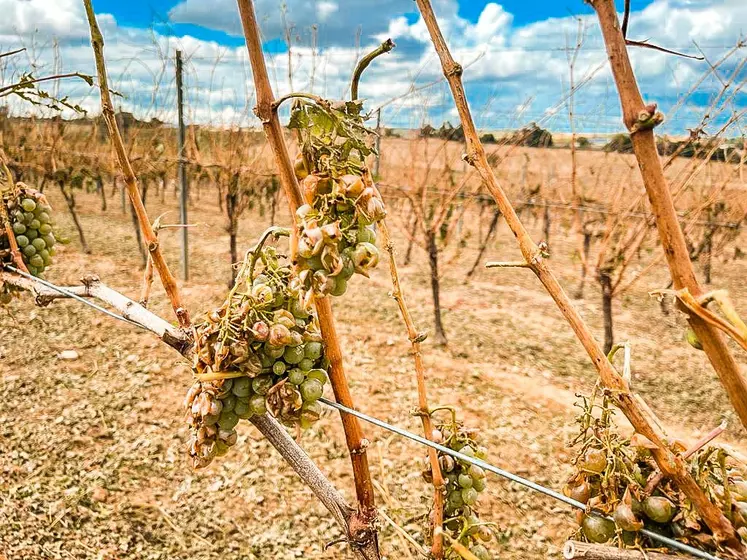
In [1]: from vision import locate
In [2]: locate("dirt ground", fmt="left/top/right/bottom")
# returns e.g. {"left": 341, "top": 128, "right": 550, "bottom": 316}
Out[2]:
{"left": 1, "top": 143, "right": 746, "bottom": 560}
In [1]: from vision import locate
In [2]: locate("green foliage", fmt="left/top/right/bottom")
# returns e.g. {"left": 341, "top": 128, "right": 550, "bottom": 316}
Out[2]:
{"left": 604, "top": 133, "right": 633, "bottom": 154}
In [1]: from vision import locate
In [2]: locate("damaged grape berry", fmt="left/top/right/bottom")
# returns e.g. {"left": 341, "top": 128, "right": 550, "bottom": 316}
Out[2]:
{"left": 185, "top": 231, "right": 330, "bottom": 468}
{"left": 565, "top": 390, "right": 747, "bottom": 552}
{"left": 288, "top": 98, "right": 386, "bottom": 303}
{"left": 422, "top": 417, "right": 494, "bottom": 560}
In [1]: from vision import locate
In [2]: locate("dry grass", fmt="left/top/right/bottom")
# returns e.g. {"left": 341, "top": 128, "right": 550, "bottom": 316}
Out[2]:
{"left": 1, "top": 141, "right": 746, "bottom": 559}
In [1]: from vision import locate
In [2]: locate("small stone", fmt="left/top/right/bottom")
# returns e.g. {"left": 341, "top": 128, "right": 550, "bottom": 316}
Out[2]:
{"left": 90, "top": 486, "right": 109, "bottom": 503}
{"left": 57, "top": 350, "right": 79, "bottom": 360}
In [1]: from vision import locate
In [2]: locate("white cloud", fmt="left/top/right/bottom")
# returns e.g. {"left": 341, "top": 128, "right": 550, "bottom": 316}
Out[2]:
{"left": 0, "top": 0, "right": 743, "bottom": 135}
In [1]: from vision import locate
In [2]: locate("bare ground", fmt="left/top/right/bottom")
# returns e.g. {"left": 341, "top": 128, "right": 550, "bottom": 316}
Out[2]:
{"left": 1, "top": 173, "right": 746, "bottom": 559}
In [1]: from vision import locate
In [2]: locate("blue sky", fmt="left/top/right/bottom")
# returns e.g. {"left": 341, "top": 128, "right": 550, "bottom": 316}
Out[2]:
{"left": 0, "top": 0, "right": 744, "bottom": 134}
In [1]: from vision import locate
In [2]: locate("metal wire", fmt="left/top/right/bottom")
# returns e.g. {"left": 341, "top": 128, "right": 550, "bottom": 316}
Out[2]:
{"left": 318, "top": 397, "right": 723, "bottom": 560}
{"left": 3, "top": 264, "right": 144, "bottom": 329}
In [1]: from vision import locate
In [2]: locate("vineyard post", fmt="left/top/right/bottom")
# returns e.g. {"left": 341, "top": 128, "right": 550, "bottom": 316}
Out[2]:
{"left": 235, "top": 0, "right": 379, "bottom": 556}
{"left": 588, "top": 0, "right": 747, "bottom": 432}
{"left": 176, "top": 49, "right": 189, "bottom": 281}
{"left": 413, "top": 0, "right": 743, "bottom": 549}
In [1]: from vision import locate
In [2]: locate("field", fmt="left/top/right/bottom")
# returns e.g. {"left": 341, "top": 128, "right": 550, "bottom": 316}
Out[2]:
{"left": 2, "top": 136, "right": 746, "bottom": 560}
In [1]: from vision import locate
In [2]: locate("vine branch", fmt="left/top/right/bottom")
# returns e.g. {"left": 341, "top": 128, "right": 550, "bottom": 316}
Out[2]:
{"left": 83, "top": 0, "right": 191, "bottom": 329}
{"left": 413, "top": 0, "right": 743, "bottom": 551}
{"left": 351, "top": 39, "right": 395, "bottom": 102}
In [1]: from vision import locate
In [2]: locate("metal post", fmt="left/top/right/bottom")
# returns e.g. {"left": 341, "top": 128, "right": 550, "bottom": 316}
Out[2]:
{"left": 176, "top": 50, "right": 189, "bottom": 281}
{"left": 374, "top": 107, "right": 382, "bottom": 178}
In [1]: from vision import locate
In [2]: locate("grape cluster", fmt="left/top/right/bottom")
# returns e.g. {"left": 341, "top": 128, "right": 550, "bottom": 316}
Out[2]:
{"left": 1, "top": 186, "right": 67, "bottom": 304}
{"left": 186, "top": 233, "right": 330, "bottom": 468}
{"left": 422, "top": 421, "right": 494, "bottom": 560}
{"left": 289, "top": 99, "right": 385, "bottom": 300}
{"left": 566, "top": 392, "right": 747, "bottom": 550}
{"left": 1, "top": 188, "right": 66, "bottom": 278}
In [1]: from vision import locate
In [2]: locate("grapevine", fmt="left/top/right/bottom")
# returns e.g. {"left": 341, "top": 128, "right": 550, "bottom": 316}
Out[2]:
{"left": 422, "top": 409, "right": 495, "bottom": 560}
{"left": 565, "top": 388, "right": 747, "bottom": 553}
{"left": 185, "top": 228, "right": 331, "bottom": 468}
{"left": 288, "top": 98, "right": 386, "bottom": 302}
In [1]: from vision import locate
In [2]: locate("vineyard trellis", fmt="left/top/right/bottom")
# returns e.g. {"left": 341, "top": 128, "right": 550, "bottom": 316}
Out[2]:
{"left": 1, "top": 0, "right": 746, "bottom": 560}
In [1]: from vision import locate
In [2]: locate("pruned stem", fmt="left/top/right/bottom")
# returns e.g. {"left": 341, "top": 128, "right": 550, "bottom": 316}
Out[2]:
{"left": 413, "top": 0, "right": 742, "bottom": 551}
{"left": 379, "top": 220, "right": 445, "bottom": 558}
{"left": 351, "top": 39, "right": 395, "bottom": 102}
{"left": 83, "top": 0, "right": 190, "bottom": 329}
{"left": 235, "top": 0, "right": 379, "bottom": 554}
{"left": 564, "top": 540, "right": 678, "bottom": 560}
{"left": 588, "top": 0, "right": 747, "bottom": 441}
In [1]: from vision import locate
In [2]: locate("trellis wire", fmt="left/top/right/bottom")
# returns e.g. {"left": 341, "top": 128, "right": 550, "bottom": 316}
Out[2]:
{"left": 0, "top": 266, "right": 728, "bottom": 559}
{"left": 3, "top": 264, "right": 144, "bottom": 329}
{"left": 318, "top": 397, "right": 723, "bottom": 560}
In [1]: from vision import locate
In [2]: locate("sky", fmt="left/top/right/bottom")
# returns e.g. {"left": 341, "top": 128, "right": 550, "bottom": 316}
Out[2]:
{"left": 0, "top": 0, "right": 745, "bottom": 134}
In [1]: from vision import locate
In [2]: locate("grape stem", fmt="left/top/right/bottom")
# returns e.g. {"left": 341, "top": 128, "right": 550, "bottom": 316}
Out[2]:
{"left": 379, "top": 219, "right": 446, "bottom": 558}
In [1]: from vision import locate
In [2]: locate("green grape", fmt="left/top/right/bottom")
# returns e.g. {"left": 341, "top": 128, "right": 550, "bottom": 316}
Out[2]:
{"left": 12, "top": 222, "right": 26, "bottom": 234}
{"left": 300, "top": 401, "right": 322, "bottom": 428}
{"left": 234, "top": 398, "right": 252, "bottom": 419}
{"left": 298, "top": 358, "right": 314, "bottom": 372}
{"left": 38, "top": 212, "right": 51, "bottom": 224}
{"left": 221, "top": 393, "right": 237, "bottom": 412}
{"left": 458, "top": 474, "right": 474, "bottom": 488}
{"left": 305, "top": 254, "right": 323, "bottom": 270}
{"left": 22, "top": 245, "right": 36, "bottom": 257}
{"left": 23, "top": 211, "right": 34, "bottom": 223}
{"left": 306, "top": 369, "right": 328, "bottom": 385}
{"left": 470, "top": 544, "right": 491, "bottom": 560}
{"left": 29, "top": 219, "right": 41, "bottom": 230}
{"left": 303, "top": 341, "right": 323, "bottom": 361}
{"left": 287, "top": 368, "right": 305, "bottom": 385}
{"left": 462, "top": 487, "right": 479, "bottom": 506}
{"left": 26, "top": 229, "right": 38, "bottom": 241}
{"left": 13, "top": 210, "right": 24, "bottom": 222}
{"left": 459, "top": 445, "right": 476, "bottom": 458}
{"left": 447, "top": 490, "right": 464, "bottom": 508}
{"left": 251, "top": 375, "right": 273, "bottom": 396}
{"left": 21, "top": 198, "right": 36, "bottom": 212}
{"left": 330, "top": 277, "right": 348, "bottom": 296}
{"left": 263, "top": 343, "right": 285, "bottom": 360}
{"left": 59, "top": 235, "right": 71, "bottom": 245}
{"left": 472, "top": 476, "right": 487, "bottom": 492}
{"left": 283, "top": 345, "right": 304, "bottom": 364}
{"left": 29, "top": 255, "right": 44, "bottom": 269}
{"left": 249, "top": 394, "right": 267, "bottom": 415}
{"left": 48, "top": 246, "right": 56, "bottom": 256}
{"left": 40, "top": 250, "right": 51, "bottom": 266}
{"left": 299, "top": 379, "right": 323, "bottom": 402}
{"left": 27, "top": 265, "right": 38, "bottom": 276}
{"left": 43, "top": 234, "right": 56, "bottom": 248}
{"left": 468, "top": 465, "right": 485, "bottom": 480}
{"left": 39, "top": 224, "right": 52, "bottom": 235}
{"left": 260, "top": 352, "right": 273, "bottom": 369}
{"left": 356, "top": 227, "right": 376, "bottom": 244}
{"left": 290, "top": 298, "right": 310, "bottom": 318}
{"left": 16, "top": 235, "right": 29, "bottom": 248}
{"left": 272, "top": 361, "right": 287, "bottom": 375}
{"left": 231, "top": 377, "right": 251, "bottom": 398}
{"left": 217, "top": 409, "right": 239, "bottom": 431}
{"left": 31, "top": 238, "right": 46, "bottom": 251}
{"left": 214, "top": 440, "right": 229, "bottom": 456}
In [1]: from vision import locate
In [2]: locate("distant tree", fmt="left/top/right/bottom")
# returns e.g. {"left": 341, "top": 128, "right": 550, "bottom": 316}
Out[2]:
{"left": 420, "top": 124, "right": 437, "bottom": 138}
{"left": 480, "top": 132, "right": 497, "bottom": 144}
{"left": 577, "top": 136, "right": 591, "bottom": 149}
{"left": 603, "top": 133, "right": 633, "bottom": 153}
{"left": 510, "top": 123, "right": 553, "bottom": 148}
